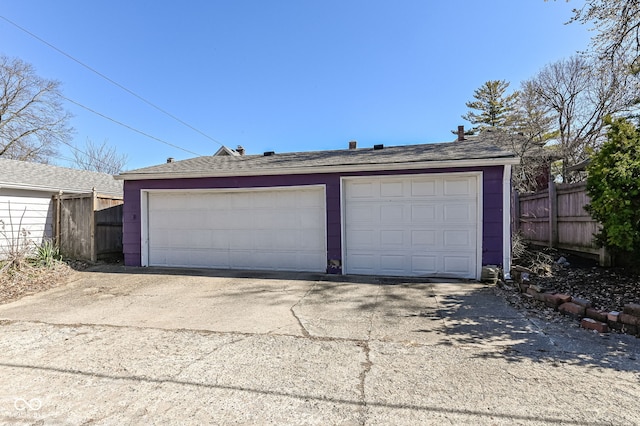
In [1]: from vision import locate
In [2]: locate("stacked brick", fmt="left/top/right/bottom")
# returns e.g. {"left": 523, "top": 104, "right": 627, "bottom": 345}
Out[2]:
{"left": 517, "top": 278, "right": 640, "bottom": 337}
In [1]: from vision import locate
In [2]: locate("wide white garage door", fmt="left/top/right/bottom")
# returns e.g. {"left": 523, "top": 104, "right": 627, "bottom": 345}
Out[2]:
{"left": 145, "top": 186, "right": 326, "bottom": 272}
{"left": 343, "top": 174, "right": 480, "bottom": 278}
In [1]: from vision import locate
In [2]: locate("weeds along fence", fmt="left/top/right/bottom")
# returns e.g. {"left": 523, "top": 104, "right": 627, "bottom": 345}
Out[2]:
{"left": 515, "top": 181, "right": 610, "bottom": 266}
{"left": 53, "top": 190, "right": 123, "bottom": 262}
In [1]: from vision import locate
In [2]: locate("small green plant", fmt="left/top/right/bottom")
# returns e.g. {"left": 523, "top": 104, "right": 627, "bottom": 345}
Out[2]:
{"left": 34, "top": 239, "right": 62, "bottom": 268}
{"left": 586, "top": 116, "right": 640, "bottom": 257}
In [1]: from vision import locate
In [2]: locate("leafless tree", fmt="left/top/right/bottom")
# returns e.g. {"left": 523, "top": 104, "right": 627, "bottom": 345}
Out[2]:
{"left": 73, "top": 138, "right": 128, "bottom": 175}
{"left": 563, "top": 0, "right": 640, "bottom": 73}
{"left": 479, "top": 128, "right": 554, "bottom": 193}
{"left": 0, "top": 55, "right": 73, "bottom": 163}
{"left": 523, "top": 55, "right": 638, "bottom": 183}
{"left": 511, "top": 80, "right": 556, "bottom": 145}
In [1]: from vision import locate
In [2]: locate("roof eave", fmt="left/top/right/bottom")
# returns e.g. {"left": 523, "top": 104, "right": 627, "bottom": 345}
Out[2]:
{"left": 117, "top": 156, "right": 520, "bottom": 181}
{"left": 0, "top": 182, "right": 122, "bottom": 196}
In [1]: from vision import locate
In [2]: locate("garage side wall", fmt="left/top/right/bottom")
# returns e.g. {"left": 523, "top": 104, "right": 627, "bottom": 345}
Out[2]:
{"left": 122, "top": 165, "right": 505, "bottom": 271}
{"left": 0, "top": 189, "right": 55, "bottom": 259}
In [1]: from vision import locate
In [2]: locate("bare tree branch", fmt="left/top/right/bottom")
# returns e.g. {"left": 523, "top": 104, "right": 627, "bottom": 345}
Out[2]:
{"left": 0, "top": 55, "right": 73, "bottom": 163}
{"left": 73, "top": 138, "right": 128, "bottom": 175}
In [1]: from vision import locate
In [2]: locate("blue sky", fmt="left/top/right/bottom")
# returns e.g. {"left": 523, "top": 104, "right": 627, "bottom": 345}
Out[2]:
{"left": 1, "top": 1, "right": 591, "bottom": 170}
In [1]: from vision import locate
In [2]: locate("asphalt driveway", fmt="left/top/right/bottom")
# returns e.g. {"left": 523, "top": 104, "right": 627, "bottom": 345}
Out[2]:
{"left": 0, "top": 266, "right": 639, "bottom": 425}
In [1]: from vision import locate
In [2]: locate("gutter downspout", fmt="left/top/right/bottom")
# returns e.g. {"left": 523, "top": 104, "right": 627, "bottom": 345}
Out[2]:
{"left": 502, "top": 164, "right": 512, "bottom": 280}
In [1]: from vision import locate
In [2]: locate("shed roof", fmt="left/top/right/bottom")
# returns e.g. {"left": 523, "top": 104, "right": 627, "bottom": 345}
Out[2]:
{"left": 0, "top": 158, "right": 123, "bottom": 195}
{"left": 119, "top": 137, "right": 518, "bottom": 180}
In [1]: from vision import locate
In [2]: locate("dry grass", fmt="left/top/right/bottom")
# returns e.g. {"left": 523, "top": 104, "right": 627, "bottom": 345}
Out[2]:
{"left": 0, "top": 261, "right": 74, "bottom": 305}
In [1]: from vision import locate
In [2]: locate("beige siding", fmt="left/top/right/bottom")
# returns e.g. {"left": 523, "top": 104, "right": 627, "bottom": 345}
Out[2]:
{"left": 0, "top": 189, "right": 55, "bottom": 258}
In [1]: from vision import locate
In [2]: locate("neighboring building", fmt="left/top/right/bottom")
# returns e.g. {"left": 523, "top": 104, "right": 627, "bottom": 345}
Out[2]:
{"left": 0, "top": 159, "right": 123, "bottom": 257}
{"left": 117, "top": 137, "right": 518, "bottom": 279}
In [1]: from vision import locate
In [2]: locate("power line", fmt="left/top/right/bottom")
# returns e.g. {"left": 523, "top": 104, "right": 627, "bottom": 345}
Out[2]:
{"left": 0, "top": 14, "right": 225, "bottom": 150}
{"left": 61, "top": 95, "right": 202, "bottom": 156}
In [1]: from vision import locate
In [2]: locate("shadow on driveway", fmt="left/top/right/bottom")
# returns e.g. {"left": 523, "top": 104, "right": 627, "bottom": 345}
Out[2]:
{"left": 429, "top": 286, "right": 640, "bottom": 373}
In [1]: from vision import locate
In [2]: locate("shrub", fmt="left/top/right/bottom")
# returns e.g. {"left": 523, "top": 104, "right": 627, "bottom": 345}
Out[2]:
{"left": 585, "top": 117, "right": 640, "bottom": 256}
{"left": 35, "top": 239, "right": 62, "bottom": 268}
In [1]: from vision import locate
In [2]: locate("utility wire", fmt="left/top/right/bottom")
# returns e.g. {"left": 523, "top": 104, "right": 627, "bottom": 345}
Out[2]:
{"left": 62, "top": 95, "right": 202, "bottom": 156}
{"left": 0, "top": 14, "right": 225, "bottom": 150}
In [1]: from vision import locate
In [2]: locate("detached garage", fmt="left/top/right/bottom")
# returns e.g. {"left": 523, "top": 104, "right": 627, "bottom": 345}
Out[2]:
{"left": 118, "top": 136, "right": 518, "bottom": 279}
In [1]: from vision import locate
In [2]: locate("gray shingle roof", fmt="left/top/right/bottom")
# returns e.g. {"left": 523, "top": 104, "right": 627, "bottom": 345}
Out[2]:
{"left": 0, "top": 158, "right": 123, "bottom": 195}
{"left": 119, "top": 136, "right": 517, "bottom": 180}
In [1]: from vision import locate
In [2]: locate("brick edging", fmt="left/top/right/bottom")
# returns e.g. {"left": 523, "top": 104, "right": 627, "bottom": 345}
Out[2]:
{"left": 512, "top": 281, "right": 640, "bottom": 337}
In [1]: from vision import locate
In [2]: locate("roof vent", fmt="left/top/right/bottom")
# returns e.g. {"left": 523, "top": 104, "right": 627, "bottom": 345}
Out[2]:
{"left": 349, "top": 140, "right": 357, "bottom": 150}
{"left": 166, "top": 157, "right": 174, "bottom": 163}
{"left": 373, "top": 144, "right": 384, "bottom": 150}
{"left": 263, "top": 151, "right": 275, "bottom": 156}
{"left": 236, "top": 145, "right": 245, "bottom": 156}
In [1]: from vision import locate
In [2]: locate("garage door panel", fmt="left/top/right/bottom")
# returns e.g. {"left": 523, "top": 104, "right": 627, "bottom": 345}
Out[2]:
{"left": 300, "top": 208, "right": 324, "bottom": 227}
{"left": 187, "top": 229, "right": 212, "bottom": 249}
{"left": 380, "top": 230, "right": 404, "bottom": 246}
{"left": 149, "top": 249, "right": 167, "bottom": 265}
{"left": 188, "top": 250, "right": 216, "bottom": 268}
{"left": 411, "top": 229, "right": 437, "bottom": 246}
{"left": 347, "top": 229, "right": 375, "bottom": 247}
{"left": 273, "top": 230, "right": 299, "bottom": 246}
{"left": 206, "top": 209, "right": 229, "bottom": 227}
{"left": 411, "top": 180, "right": 436, "bottom": 196}
{"left": 349, "top": 181, "right": 375, "bottom": 198}
{"left": 411, "top": 255, "right": 437, "bottom": 274}
{"left": 297, "top": 190, "right": 321, "bottom": 207}
{"left": 444, "top": 178, "right": 472, "bottom": 196}
{"left": 380, "top": 204, "right": 404, "bottom": 222}
{"left": 443, "top": 255, "right": 474, "bottom": 274}
{"left": 380, "top": 254, "right": 405, "bottom": 272}
{"left": 443, "top": 229, "right": 472, "bottom": 246}
{"left": 230, "top": 193, "right": 251, "bottom": 208}
{"left": 380, "top": 181, "right": 404, "bottom": 197}
{"left": 346, "top": 205, "right": 373, "bottom": 223}
{"left": 148, "top": 187, "right": 326, "bottom": 272}
{"left": 211, "top": 230, "right": 230, "bottom": 249}
{"left": 443, "top": 203, "right": 475, "bottom": 221}
{"left": 411, "top": 204, "right": 437, "bottom": 221}
{"left": 344, "top": 174, "right": 479, "bottom": 278}
{"left": 348, "top": 253, "right": 376, "bottom": 272}
{"left": 297, "top": 254, "right": 316, "bottom": 270}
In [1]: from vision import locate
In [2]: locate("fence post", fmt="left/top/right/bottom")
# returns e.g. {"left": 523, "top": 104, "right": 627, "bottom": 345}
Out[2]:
{"left": 55, "top": 191, "right": 62, "bottom": 247}
{"left": 549, "top": 180, "right": 558, "bottom": 248}
{"left": 599, "top": 247, "right": 612, "bottom": 267}
{"left": 513, "top": 190, "right": 520, "bottom": 235}
{"left": 90, "top": 188, "right": 97, "bottom": 262}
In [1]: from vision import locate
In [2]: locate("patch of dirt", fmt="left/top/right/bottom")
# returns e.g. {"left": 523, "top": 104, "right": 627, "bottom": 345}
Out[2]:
{"left": 497, "top": 248, "right": 640, "bottom": 323}
{"left": 0, "top": 260, "right": 89, "bottom": 305}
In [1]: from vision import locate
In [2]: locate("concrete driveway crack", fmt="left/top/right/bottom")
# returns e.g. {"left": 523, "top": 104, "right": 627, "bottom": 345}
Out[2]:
{"left": 289, "top": 281, "right": 319, "bottom": 338}
{"left": 357, "top": 283, "right": 381, "bottom": 425}
{"left": 357, "top": 340, "right": 372, "bottom": 426}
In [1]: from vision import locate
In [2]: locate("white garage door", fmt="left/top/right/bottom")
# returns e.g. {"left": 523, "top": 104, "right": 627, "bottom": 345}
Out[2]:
{"left": 343, "top": 174, "right": 480, "bottom": 278}
{"left": 145, "top": 186, "right": 326, "bottom": 272}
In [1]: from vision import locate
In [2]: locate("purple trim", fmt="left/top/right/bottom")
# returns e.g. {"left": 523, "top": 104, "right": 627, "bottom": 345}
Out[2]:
{"left": 123, "top": 166, "right": 506, "bottom": 272}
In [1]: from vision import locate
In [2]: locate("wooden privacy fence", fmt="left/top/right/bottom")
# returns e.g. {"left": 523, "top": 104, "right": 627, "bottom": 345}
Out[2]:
{"left": 53, "top": 190, "right": 123, "bottom": 262}
{"left": 516, "top": 181, "right": 610, "bottom": 266}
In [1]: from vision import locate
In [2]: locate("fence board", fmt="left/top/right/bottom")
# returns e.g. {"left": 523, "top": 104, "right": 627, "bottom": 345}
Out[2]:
{"left": 517, "top": 181, "right": 610, "bottom": 266}
{"left": 53, "top": 192, "right": 123, "bottom": 261}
